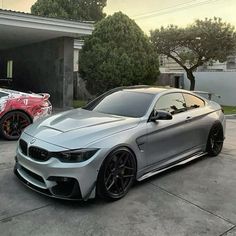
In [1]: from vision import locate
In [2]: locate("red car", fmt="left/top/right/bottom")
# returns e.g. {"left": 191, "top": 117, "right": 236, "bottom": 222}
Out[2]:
{"left": 0, "top": 88, "right": 52, "bottom": 140}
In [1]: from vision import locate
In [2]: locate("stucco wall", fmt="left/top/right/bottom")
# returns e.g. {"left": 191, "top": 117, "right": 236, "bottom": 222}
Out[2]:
{"left": 184, "top": 72, "right": 236, "bottom": 106}
{"left": 0, "top": 37, "right": 74, "bottom": 108}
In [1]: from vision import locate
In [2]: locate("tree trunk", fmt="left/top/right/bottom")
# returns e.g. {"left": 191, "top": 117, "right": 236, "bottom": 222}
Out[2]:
{"left": 186, "top": 70, "right": 195, "bottom": 91}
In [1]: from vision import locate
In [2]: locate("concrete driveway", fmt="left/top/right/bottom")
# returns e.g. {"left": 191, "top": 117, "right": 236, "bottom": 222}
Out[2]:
{"left": 0, "top": 119, "right": 236, "bottom": 236}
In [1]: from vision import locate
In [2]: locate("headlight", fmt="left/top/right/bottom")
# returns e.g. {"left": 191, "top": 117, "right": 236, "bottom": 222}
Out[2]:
{"left": 57, "top": 149, "right": 99, "bottom": 163}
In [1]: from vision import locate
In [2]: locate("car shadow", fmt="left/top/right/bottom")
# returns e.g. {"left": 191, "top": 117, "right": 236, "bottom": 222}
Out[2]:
{"left": 135, "top": 154, "right": 209, "bottom": 187}
{"left": 0, "top": 137, "right": 17, "bottom": 142}
{"left": 49, "top": 155, "right": 210, "bottom": 208}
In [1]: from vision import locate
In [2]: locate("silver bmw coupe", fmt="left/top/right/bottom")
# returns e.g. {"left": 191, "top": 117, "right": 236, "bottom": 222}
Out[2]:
{"left": 14, "top": 86, "right": 225, "bottom": 201}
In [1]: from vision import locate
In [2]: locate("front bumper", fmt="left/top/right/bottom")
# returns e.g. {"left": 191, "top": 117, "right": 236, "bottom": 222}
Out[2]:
{"left": 14, "top": 133, "right": 108, "bottom": 200}
{"left": 14, "top": 161, "right": 83, "bottom": 200}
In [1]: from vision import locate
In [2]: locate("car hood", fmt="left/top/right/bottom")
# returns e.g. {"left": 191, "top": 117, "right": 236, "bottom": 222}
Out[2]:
{"left": 24, "top": 108, "right": 140, "bottom": 149}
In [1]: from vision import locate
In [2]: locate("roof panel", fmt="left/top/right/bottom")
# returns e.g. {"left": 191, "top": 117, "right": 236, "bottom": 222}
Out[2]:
{"left": 124, "top": 86, "right": 170, "bottom": 94}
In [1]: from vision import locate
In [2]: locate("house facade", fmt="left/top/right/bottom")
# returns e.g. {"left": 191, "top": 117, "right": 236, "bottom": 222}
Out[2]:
{"left": 158, "top": 55, "right": 236, "bottom": 106}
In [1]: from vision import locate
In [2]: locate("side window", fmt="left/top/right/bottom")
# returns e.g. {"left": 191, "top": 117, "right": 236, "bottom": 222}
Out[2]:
{"left": 183, "top": 93, "right": 205, "bottom": 110}
{"left": 0, "top": 92, "right": 8, "bottom": 98}
{"left": 155, "top": 93, "right": 186, "bottom": 115}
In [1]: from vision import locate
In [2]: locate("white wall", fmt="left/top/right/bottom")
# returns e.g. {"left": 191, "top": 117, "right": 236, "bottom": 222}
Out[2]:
{"left": 184, "top": 72, "right": 236, "bottom": 106}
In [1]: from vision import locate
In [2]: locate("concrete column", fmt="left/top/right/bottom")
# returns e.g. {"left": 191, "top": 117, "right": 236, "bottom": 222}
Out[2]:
{"left": 62, "top": 37, "right": 74, "bottom": 108}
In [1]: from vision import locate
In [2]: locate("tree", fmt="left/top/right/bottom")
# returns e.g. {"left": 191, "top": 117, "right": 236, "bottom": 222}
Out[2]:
{"left": 150, "top": 18, "right": 236, "bottom": 90}
{"left": 80, "top": 12, "right": 160, "bottom": 95}
{"left": 31, "top": 0, "right": 107, "bottom": 22}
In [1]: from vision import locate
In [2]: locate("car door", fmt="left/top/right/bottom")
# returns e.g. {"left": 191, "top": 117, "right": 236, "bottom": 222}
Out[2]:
{"left": 182, "top": 92, "right": 208, "bottom": 148}
{"left": 145, "top": 92, "right": 201, "bottom": 167}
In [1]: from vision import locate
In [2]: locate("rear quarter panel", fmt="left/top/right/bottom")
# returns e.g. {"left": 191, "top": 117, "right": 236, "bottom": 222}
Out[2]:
{"left": 200, "top": 100, "right": 225, "bottom": 147}
{"left": 0, "top": 94, "right": 50, "bottom": 121}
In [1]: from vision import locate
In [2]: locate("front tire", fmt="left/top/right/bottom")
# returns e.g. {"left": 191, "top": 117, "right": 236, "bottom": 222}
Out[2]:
{"left": 206, "top": 123, "right": 224, "bottom": 157}
{"left": 97, "top": 147, "right": 137, "bottom": 201}
{"left": 0, "top": 111, "right": 31, "bottom": 140}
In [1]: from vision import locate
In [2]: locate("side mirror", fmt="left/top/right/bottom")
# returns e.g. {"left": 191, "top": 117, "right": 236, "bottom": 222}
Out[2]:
{"left": 150, "top": 110, "right": 173, "bottom": 122}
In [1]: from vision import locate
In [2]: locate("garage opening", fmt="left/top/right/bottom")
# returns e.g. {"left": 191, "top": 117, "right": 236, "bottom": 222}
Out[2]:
{"left": 0, "top": 9, "right": 93, "bottom": 108}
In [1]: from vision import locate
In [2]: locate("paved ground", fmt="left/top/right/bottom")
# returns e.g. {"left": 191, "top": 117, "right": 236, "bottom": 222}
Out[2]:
{"left": 0, "top": 120, "right": 236, "bottom": 236}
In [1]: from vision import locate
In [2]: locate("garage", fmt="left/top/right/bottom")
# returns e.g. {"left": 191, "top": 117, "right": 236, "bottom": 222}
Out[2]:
{"left": 0, "top": 9, "right": 93, "bottom": 108}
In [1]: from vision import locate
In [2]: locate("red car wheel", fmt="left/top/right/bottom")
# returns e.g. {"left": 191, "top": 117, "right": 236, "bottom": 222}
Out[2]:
{"left": 0, "top": 111, "right": 31, "bottom": 140}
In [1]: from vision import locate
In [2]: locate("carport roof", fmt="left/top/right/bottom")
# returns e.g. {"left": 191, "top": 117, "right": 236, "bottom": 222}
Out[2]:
{"left": 0, "top": 9, "right": 94, "bottom": 50}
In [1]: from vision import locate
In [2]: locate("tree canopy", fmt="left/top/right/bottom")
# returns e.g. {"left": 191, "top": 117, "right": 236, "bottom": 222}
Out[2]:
{"left": 150, "top": 17, "right": 236, "bottom": 90}
{"left": 80, "top": 12, "right": 159, "bottom": 94}
{"left": 80, "top": 12, "right": 160, "bottom": 95}
{"left": 31, "top": 0, "right": 107, "bottom": 22}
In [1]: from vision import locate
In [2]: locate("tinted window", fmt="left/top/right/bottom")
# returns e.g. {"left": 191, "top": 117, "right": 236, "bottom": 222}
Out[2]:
{"left": 84, "top": 91, "right": 155, "bottom": 118}
{"left": 0, "top": 92, "right": 8, "bottom": 98}
{"left": 183, "top": 93, "right": 205, "bottom": 110}
{"left": 155, "top": 93, "right": 186, "bottom": 115}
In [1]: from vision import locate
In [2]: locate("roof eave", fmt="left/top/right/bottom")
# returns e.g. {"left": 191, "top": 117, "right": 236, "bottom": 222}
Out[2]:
{"left": 0, "top": 9, "right": 94, "bottom": 36}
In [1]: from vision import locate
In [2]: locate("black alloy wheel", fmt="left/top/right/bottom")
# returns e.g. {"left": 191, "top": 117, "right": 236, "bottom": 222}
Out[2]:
{"left": 206, "top": 123, "right": 224, "bottom": 157}
{"left": 97, "top": 147, "right": 136, "bottom": 200}
{"left": 0, "top": 111, "right": 31, "bottom": 140}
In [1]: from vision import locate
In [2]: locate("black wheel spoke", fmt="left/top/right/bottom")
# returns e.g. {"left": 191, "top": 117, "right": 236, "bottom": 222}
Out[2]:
{"left": 124, "top": 166, "right": 134, "bottom": 171}
{"left": 11, "top": 130, "right": 18, "bottom": 136}
{"left": 215, "top": 140, "right": 224, "bottom": 143}
{"left": 113, "top": 155, "right": 120, "bottom": 169}
{"left": 115, "top": 179, "right": 120, "bottom": 192}
{"left": 211, "top": 133, "right": 223, "bottom": 151}
{"left": 12, "top": 113, "right": 16, "bottom": 122}
{"left": 105, "top": 173, "right": 113, "bottom": 186}
{"left": 107, "top": 179, "right": 115, "bottom": 190}
{"left": 20, "top": 119, "right": 29, "bottom": 128}
{"left": 16, "top": 113, "right": 20, "bottom": 122}
{"left": 119, "top": 154, "right": 129, "bottom": 168}
{"left": 123, "top": 174, "right": 134, "bottom": 178}
{"left": 119, "top": 176, "right": 125, "bottom": 193}
{"left": 16, "top": 129, "right": 22, "bottom": 136}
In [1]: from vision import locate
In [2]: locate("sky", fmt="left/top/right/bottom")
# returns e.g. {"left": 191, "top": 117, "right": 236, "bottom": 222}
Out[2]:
{"left": 1, "top": 0, "right": 236, "bottom": 33}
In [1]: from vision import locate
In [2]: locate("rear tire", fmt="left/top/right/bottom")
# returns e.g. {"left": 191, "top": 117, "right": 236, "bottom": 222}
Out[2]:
{"left": 0, "top": 111, "right": 31, "bottom": 140}
{"left": 97, "top": 147, "right": 136, "bottom": 201}
{"left": 206, "top": 123, "right": 224, "bottom": 157}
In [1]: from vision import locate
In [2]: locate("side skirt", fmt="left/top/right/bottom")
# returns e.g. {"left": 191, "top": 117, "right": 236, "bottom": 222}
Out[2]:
{"left": 137, "top": 152, "right": 207, "bottom": 181}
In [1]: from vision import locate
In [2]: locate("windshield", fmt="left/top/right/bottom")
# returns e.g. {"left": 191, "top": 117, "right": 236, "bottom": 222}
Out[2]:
{"left": 83, "top": 90, "right": 155, "bottom": 118}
